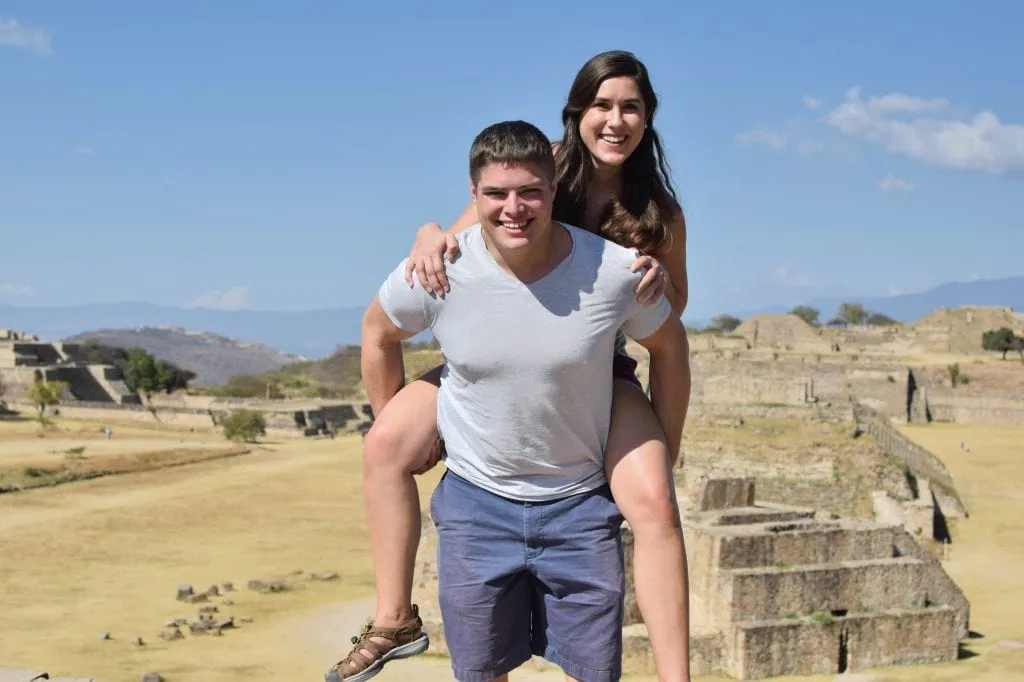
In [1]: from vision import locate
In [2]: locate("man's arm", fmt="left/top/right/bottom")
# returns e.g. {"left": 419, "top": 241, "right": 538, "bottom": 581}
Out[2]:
{"left": 361, "top": 296, "right": 418, "bottom": 418}
{"left": 634, "top": 314, "right": 691, "bottom": 466}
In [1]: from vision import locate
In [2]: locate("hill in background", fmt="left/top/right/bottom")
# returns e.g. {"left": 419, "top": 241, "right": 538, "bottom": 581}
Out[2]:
{"left": 65, "top": 327, "right": 306, "bottom": 387}
{"left": 203, "top": 341, "right": 443, "bottom": 400}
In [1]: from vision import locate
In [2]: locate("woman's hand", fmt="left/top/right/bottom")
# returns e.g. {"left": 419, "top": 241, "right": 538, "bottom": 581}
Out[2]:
{"left": 631, "top": 253, "right": 667, "bottom": 306}
{"left": 403, "top": 223, "right": 461, "bottom": 294}
{"left": 412, "top": 435, "right": 445, "bottom": 476}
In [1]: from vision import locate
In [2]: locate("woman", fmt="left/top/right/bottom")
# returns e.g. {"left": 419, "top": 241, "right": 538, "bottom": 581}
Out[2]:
{"left": 331, "top": 50, "right": 691, "bottom": 682}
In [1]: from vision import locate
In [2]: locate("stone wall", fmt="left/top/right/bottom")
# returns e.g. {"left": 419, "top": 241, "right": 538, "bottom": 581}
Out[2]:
{"left": 853, "top": 403, "right": 967, "bottom": 519}
{"left": 729, "top": 607, "right": 959, "bottom": 679}
{"left": 702, "top": 376, "right": 813, "bottom": 406}
{"left": 925, "top": 391, "right": 1024, "bottom": 426}
{"left": 689, "top": 354, "right": 910, "bottom": 419}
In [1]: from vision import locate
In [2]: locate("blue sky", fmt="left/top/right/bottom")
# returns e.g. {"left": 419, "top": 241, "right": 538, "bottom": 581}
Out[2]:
{"left": 1, "top": 0, "right": 1021, "bottom": 321}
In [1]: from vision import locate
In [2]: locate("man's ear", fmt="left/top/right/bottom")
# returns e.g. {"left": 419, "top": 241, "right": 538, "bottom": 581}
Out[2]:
{"left": 469, "top": 178, "right": 477, "bottom": 203}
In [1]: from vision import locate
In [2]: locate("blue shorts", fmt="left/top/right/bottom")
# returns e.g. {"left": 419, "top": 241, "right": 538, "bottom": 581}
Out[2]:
{"left": 430, "top": 471, "right": 625, "bottom": 682}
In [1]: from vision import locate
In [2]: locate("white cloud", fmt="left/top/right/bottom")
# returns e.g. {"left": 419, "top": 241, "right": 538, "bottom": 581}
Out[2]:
{"left": 735, "top": 128, "right": 823, "bottom": 156}
{"left": 803, "top": 95, "right": 822, "bottom": 110}
{"left": 0, "top": 283, "right": 33, "bottom": 296}
{"left": 185, "top": 286, "right": 251, "bottom": 311}
{"left": 879, "top": 174, "right": 915, "bottom": 192}
{"left": 0, "top": 18, "right": 52, "bottom": 55}
{"left": 824, "top": 87, "right": 1024, "bottom": 176}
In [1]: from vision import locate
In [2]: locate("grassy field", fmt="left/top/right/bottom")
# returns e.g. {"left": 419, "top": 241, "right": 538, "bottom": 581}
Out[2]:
{"left": 1, "top": 418, "right": 1022, "bottom": 681}
{"left": 0, "top": 419, "right": 248, "bottom": 492}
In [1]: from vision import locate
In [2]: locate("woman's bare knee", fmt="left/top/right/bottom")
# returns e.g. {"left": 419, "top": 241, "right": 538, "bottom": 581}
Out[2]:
{"left": 606, "top": 380, "right": 680, "bottom": 530}
{"left": 363, "top": 376, "right": 440, "bottom": 476}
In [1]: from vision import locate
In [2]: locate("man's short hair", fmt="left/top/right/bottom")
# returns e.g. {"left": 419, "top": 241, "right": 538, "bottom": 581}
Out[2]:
{"left": 469, "top": 121, "right": 555, "bottom": 185}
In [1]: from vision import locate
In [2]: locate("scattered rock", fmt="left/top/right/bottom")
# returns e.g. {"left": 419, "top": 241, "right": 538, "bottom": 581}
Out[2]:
{"left": 221, "top": 581, "right": 235, "bottom": 592}
{"left": 204, "top": 584, "right": 220, "bottom": 597}
{"left": 130, "top": 635, "right": 145, "bottom": 647}
{"left": 176, "top": 584, "right": 194, "bottom": 601}
{"left": 198, "top": 605, "right": 219, "bottom": 614}
{"left": 99, "top": 631, "right": 111, "bottom": 641}
{"left": 222, "top": 598, "right": 234, "bottom": 605}
{"left": 267, "top": 580, "right": 288, "bottom": 592}
{"left": 141, "top": 673, "right": 163, "bottom": 682}
{"left": 158, "top": 627, "right": 184, "bottom": 641}
{"left": 247, "top": 579, "right": 266, "bottom": 591}
{"left": 240, "top": 616, "right": 254, "bottom": 623}
{"left": 184, "top": 593, "right": 209, "bottom": 604}
{"left": 310, "top": 571, "right": 339, "bottom": 582}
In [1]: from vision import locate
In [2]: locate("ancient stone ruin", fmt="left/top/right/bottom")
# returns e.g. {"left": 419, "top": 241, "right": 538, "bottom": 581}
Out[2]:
{"left": 0, "top": 328, "right": 139, "bottom": 405}
{"left": 412, "top": 477, "right": 967, "bottom": 680}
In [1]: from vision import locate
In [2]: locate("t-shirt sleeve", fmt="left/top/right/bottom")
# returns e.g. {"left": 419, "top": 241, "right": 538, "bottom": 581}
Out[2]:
{"left": 377, "top": 258, "right": 439, "bottom": 334}
{"left": 620, "top": 288, "right": 673, "bottom": 341}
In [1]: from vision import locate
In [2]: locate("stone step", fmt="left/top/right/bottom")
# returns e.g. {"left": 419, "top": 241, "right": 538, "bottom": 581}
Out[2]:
{"left": 711, "top": 519, "right": 900, "bottom": 570}
{"left": 729, "top": 605, "right": 959, "bottom": 680}
{"left": 621, "top": 623, "right": 723, "bottom": 677}
{"left": 699, "top": 505, "right": 816, "bottom": 527}
{"left": 720, "top": 557, "right": 927, "bottom": 624}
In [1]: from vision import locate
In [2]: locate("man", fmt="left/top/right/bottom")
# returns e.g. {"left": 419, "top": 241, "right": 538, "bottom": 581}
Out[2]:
{"left": 357, "top": 121, "right": 688, "bottom": 682}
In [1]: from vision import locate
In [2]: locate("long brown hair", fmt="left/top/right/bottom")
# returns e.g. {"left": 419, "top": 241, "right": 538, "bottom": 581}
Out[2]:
{"left": 553, "top": 50, "right": 680, "bottom": 254}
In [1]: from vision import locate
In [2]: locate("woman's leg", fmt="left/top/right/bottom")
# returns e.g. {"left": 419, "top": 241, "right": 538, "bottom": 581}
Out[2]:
{"left": 362, "top": 366, "right": 442, "bottom": 628}
{"left": 605, "top": 378, "right": 690, "bottom": 682}
{"left": 330, "top": 369, "right": 444, "bottom": 680}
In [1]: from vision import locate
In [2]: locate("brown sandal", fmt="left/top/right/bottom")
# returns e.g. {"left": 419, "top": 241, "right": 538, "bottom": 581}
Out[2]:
{"left": 325, "top": 605, "right": 429, "bottom": 682}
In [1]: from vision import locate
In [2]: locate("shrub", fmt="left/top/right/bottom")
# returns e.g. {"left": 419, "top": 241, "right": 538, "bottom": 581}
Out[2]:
{"left": 222, "top": 409, "right": 267, "bottom": 443}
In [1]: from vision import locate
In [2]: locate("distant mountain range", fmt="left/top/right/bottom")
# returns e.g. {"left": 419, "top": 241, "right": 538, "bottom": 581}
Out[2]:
{"left": 2, "top": 277, "right": 1021, "bottom": 360}
{"left": 695, "top": 276, "right": 1024, "bottom": 327}
{"left": 64, "top": 327, "right": 306, "bottom": 387}
{"left": 0, "top": 302, "right": 366, "bottom": 357}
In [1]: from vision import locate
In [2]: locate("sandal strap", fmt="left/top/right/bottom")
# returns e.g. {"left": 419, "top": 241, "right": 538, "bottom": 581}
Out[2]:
{"left": 330, "top": 610, "right": 425, "bottom": 677}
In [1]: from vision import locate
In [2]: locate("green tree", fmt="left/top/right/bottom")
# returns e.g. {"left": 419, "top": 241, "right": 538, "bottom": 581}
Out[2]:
{"left": 707, "top": 314, "right": 743, "bottom": 334}
{"left": 836, "top": 302, "right": 869, "bottom": 326}
{"left": 947, "top": 363, "right": 966, "bottom": 388}
{"left": 28, "top": 379, "right": 65, "bottom": 421}
{"left": 222, "top": 409, "right": 267, "bottom": 443}
{"left": 789, "top": 305, "right": 820, "bottom": 326}
{"left": 121, "top": 347, "right": 159, "bottom": 398}
{"left": 867, "top": 312, "right": 898, "bottom": 326}
{"left": 982, "top": 327, "right": 1021, "bottom": 360}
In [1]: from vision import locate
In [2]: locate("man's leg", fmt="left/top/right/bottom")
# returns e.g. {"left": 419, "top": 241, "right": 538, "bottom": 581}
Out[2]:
{"left": 433, "top": 472, "right": 533, "bottom": 682}
{"left": 530, "top": 485, "right": 625, "bottom": 682}
{"left": 605, "top": 379, "right": 690, "bottom": 682}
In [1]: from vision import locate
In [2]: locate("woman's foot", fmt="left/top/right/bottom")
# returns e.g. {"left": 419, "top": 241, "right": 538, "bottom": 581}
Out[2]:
{"left": 325, "top": 605, "right": 429, "bottom": 682}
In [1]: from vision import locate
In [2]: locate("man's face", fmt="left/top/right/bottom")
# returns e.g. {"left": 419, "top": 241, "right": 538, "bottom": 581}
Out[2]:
{"left": 471, "top": 162, "right": 556, "bottom": 254}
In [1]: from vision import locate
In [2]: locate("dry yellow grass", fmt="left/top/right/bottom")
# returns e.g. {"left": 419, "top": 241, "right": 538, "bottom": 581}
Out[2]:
{"left": 2, "top": 417, "right": 1023, "bottom": 681}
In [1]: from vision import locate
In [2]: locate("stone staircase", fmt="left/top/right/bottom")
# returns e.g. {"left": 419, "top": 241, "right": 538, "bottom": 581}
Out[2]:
{"left": 620, "top": 479, "right": 967, "bottom": 679}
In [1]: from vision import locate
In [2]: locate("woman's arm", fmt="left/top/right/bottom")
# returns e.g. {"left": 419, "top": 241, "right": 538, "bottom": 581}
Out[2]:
{"left": 403, "top": 202, "right": 478, "bottom": 293}
{"left": 657, "top": 209, "right": 689, "bottom": 317}
{"left": 632, "top": 209, "right": 688, "bottom": 316}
